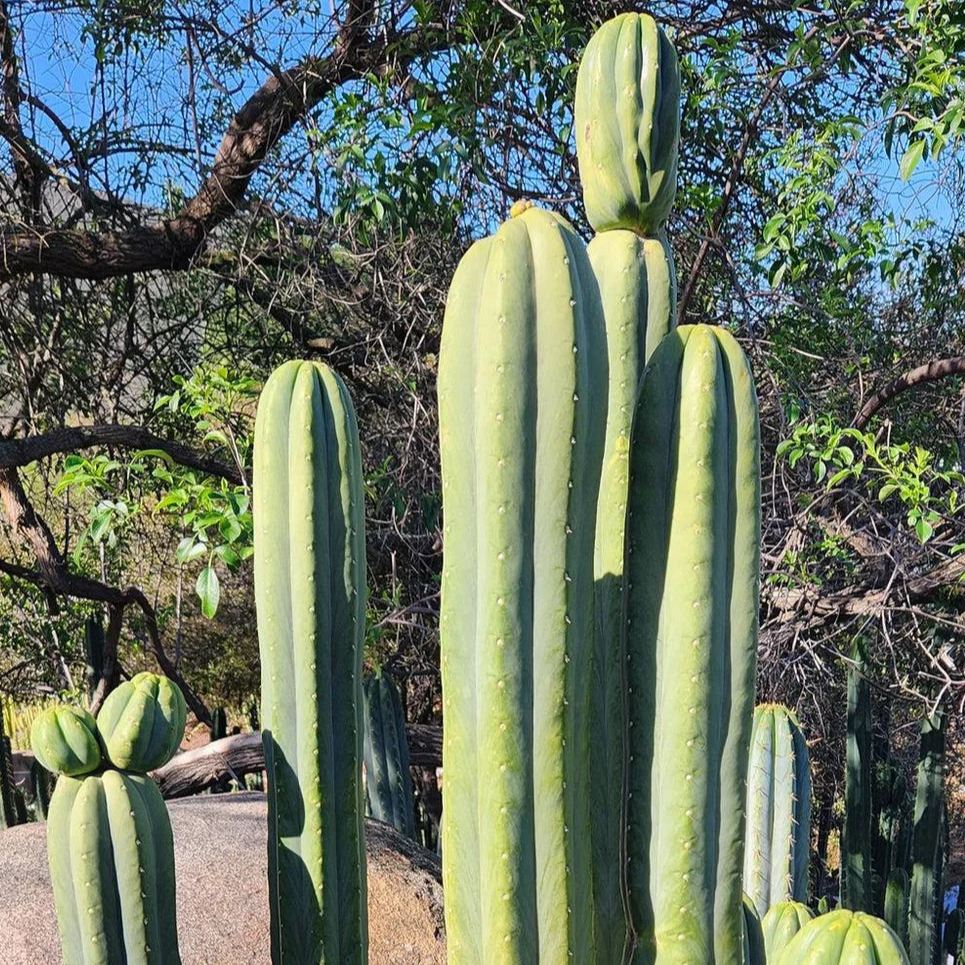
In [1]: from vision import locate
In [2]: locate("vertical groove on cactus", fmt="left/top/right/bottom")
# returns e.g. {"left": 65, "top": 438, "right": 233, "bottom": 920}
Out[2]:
{"left": 362, "top": 671, "right": 416, "bottom": 838}
{"left": 254, "top": 360, "right": 368, "bottom": 965}
{"left": 623, "top": 325, "right": 760, "bottom": 965}
{"left": 742, "top": 893, "right": 767, "bottom": 965}
{"left": 438, "top": 205, "right": 606, "bottom": 965}
{"left": 761, "top": 900, "right": 813, "bottom": 963}
{"left": 884, "top": 868, "right": 910, "bottom": 950}
{"left": 843, "top": 637, "right": 874, "bottom": 912}
{"left": 743, "top": 703, "right": 811, "bottom": 919}
{"left": 908, "top": 713, "right": 944, "bottom": 965}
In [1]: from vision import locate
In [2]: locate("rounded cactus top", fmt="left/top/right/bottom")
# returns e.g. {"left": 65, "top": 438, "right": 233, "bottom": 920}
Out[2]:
{"left": 762, "top": 901, "right": 814, "bottom": 963}
{"left": 775, "top": 909, "right": 910, "bottom": 965}
{"left": 509, "top": 199, "right": 536, "bottom": 218}
{"left": 30, "top": 705, "right": 102, "bottom": 777}
{"left": 575, "top": 12, "right": 680, "bottom": 235}
{"left": 96, "top": 672, "right": 186, "bottom": 773}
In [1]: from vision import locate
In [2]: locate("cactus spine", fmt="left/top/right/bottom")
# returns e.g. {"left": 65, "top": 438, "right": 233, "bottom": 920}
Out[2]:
{"left": 775, "top": 910, "right": 911, "bottom": 965}
{"left": 762, "top": 901, "right": 813, "bottom": 963}
{"left": 908, "top": 714, "right": 944, "bottom": 965}
{"left": 438, "top": 203, "right": 606, "bottom": 965}
{"left": 885, "top": 868, "right": 910, "bottom": 950}
{"left": 362, "top": 671, "right": 415, "bottom": 838}
{"left": 623, "top": 324, "right": 761, "bottom": 965}
{"left": 844, "top": 638, "right": 874, "bottom": 913}
{"left": 46, "top": 770, "right": 181, "bottom": 965}
{"left": 579, "top": 20, "right": 680, "bottom": 955}
{"left": 254, "top": 360, "right": 367, "bottom": 965}
{"left": 743, "top": 703, "right": 811, "bottom": 919}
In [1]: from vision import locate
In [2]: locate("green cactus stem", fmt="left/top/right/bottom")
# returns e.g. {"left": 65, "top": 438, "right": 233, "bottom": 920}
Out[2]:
{"left": 30, "top": 758, "right": 55, "bottom": 820}
{"left": 84, "top": 615, "right": 105, "bottom": 701}
{"left": 743, "top": 703, "right": 811, "bottom": 919}
{"left": 45, "top": 770, "right": 181, "bottom": 965}
{"left": 30, "top": 706, "right": 102, "bottom": 777}
{"left": 843, "top": 638, "right": 874, "bottom": 913}
{"left": 96, "top": 673, "right": 186, "bottom": 773}
{"left": 944, "top": 909, "right": 963, "bottom": 963}
{"left": 0, "top": 707, "right": 20, "bottom": 829}
{"left": 438, "top": 203, "right": 606, "bottom": 965}
{"left": 818, "top": 896, "right": 832, "bottom": 916}
{"left": 908, "top": 714, "right": 944, "bottom": 965}
{"left": 874, "top": 761, "right": 908, "bottom": 915}
{"left": 575, "top": 12, "right": 680, "bottom": 234}
{"left": 254, "top": 359, "right": 367, "bottom": 965}
{"left": 775, "top": 910, "right": 911, "bottom": 965}
{"left": 762, "top": 900, "right": 814, "bottom": 963}
{"left": 622, "top": 324, "right": 760, "bottom": 965}
{"left": 742, "top": 893, "right": 767, "bottom": 965}
{"left": 884, "top": 868, "right": 910, "bottom": 950}
{"left": 362, "top": 671, "right": 415, "bottom": 838}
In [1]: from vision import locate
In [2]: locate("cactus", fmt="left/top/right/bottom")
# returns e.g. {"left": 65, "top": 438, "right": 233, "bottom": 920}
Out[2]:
{"left": 884, "top": 868, "right": 910, "bottom": 950}
{"left": 254, "top": 360, "right": 368, "bottom": 965}
{"left": 743, "top": 703, "right": 811, "bottom": 919}
{"left": 908, "top": 714, "right": 944, "bottom": 965}
{"left": 437, "top": 203, "right": 606, "bottom": 965}
{"left": 575, "top": 12, "right": 680, "bottom": 235}
{"left": 45, "top": 769, "right": 181, "bottom": 965}
{"left": 742, "top": 893, "right": 767, "bottom": 965}
{"left": 762, "top": 900, "right": 813, "bottom": 963}
{"left": 818, "top": 895, "right": 833, "bottom": 916}
{"left": 622, "top": 324, "right": 760, "bottom": 965}
{"left": 362, "top": 671, "right": 415, "bottom": 839}
{"left": 96, "top": 672, "right": 186, "bottom": 773}
{"left": 30, "top": 757, "right": 55, "bottom": 820}
{"left": 0, "top": 704, "right": 20, "bottom": 829}
{"left": 84, "top": 615, "right": 105, "bottom": 700}
{"left": 945, "top": 909, "right": 964, "bottom": 963}
{"left": 775, "top": 910, "right": 911, "bottom": 965}
{"left": 30, "top": 705, "right": 102, "bottom": 777}
{"left": 211, "top": 706, "right": 227, "bottom": 742}
{"left": 874, "top": 761, "right": 908, "bottom": 914}
{"left": 843, "top": 638, "right": 874, "bottom": 913}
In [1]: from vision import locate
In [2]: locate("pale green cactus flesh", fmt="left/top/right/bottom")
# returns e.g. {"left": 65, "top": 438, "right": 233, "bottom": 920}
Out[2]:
{"left": 774, "top": 910, "right": 910, "bottom": 965}
{"left": 46, "top": 771, "right": 180, "bottom": 965}
{"left": 623, "top": 325, "right": 760, "bottom": 965}
{"left": 362, "top": 671, "right": 416, "bottom": 838}
{"left": 743, "top": 703, "right": 811, "bottom": 919}
{"left": 575, "top": 13, "right": 680, "bottom": 234}
{"left": 588, "top": 227, "right": 676, "bottom": 965}
{"left": 437, "top": 205, "right": 607, "bottom": 965}
{"left": 253, "top": 360, "right": 367, "bottom": 965}
{"left": 31, "top": 706, "right": 102, "bottom": 777}
{"left": 96, "top": 673, "right": 186, "bottom": 773}
{"left": 761, "top": 900, "right": 813, "bottom": 963}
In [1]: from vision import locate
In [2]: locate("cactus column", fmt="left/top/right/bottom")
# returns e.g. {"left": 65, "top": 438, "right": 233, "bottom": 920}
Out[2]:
{"left": 438, "top": 202, "right": 606, "bottom": 965}
{"left": 743, "top": 704, "right": 812, "bottom": 919}
{"left": 622, "top": 325, "right": 761, "bottom": 965}
{"left": 574, "top": 17, "right": 680, "bottom": 961}
{"left": 254, "top": 360, "right": 367, "bottom": 965}
{"left": 843, "top": 638, "right": 874, "bottom": 913}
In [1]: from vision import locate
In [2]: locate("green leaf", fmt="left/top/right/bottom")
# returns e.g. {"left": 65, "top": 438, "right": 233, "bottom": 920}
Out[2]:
{"left": 218, "top": 517, "right": 243, "bottom": 543}
{"left": 899, "top": 139, "right": 926, "bottom": 180}
{"left": 915, "top": 517, "right": 933, "bottom": 542}
{"left": 196, "top": 566, "right": 220, "bottom": 619}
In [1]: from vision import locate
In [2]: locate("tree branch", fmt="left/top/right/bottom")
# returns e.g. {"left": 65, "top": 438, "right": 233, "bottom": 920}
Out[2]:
{"left": 0, "top": 20, "right": 443, "bottom": 280}
{"left": 853, "top": 355, "right": 965, "bottom": 429}
{"left": 0, "top": 423, "right": 243, "bottom": 483}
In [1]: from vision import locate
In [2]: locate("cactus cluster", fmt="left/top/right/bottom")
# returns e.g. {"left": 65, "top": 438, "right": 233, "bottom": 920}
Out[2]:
{"left": 31, "top": 673, "right": 185, "bottom": 965}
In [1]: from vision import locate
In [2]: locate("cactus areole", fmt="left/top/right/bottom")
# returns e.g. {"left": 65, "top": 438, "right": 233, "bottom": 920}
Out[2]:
{"left": 575, "top": 13, "right": 680, "bottom": 235}
{"left": 775, "top": 909, "right": 911, "bottom": 965}
{"left": 743, "top": 703, "right": 812, "bottom": 918}
{"left": 438, "top": 204, "right": 607, "bottom": 965}
{"left": 622, "top": 324, "right": 761, "bottom": 965}
{"left": 46, "top": 770, "right": 181, "bottom": 965}
{"left": 254, "top": 360, "right": 367, "bottom": 965}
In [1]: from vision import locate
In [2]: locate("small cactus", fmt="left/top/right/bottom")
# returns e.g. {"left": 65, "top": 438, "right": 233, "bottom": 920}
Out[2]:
{"left": 30, "top": 705, "right": 102, "bottom": 777}
{"left": 762, "top": 901, "right": 813, "bottom": 963}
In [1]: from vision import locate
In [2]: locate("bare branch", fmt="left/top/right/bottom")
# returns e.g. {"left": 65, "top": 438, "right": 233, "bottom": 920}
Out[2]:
{"left": 853, "top": 355, "right": 965, "bottom": 429}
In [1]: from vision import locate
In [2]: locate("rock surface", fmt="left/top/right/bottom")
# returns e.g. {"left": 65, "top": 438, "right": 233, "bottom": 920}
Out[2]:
{"left": 0, "top": 792, "right": 445, "bottom": 965}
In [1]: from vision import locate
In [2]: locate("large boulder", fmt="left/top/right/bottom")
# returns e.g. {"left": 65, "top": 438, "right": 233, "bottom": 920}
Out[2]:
{"left": 0, "top": 792, "right": 445, "bottom": 965}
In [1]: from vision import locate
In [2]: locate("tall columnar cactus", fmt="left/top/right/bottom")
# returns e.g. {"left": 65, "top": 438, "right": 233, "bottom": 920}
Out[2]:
{"left": 908, "top": 714, "right": 944, "bottom": 965}
{"left": 46, "top": 770, "right": 181, "bottom": 965}
{"left": 945, "top": 909, "right": 964, "bottom": 964}
{"left": 622, "top": 324, "right": 761, "bottom": 965}
{"left": 761, "top": 901, "right": 813, "bottom": 963}
{"left": 362, "top": 671, "right": 415, "bottom": 839}
{"left": 774, "top": 910, "right": 911, "bottom": 965}
{"left": 575, "top": 12, "right": 680, "bottom": 235}
{"left": 254, "top": 360, "right": 368, "bottom": 965}
{"left": 579, "top": 17, "right": 680, "bottom": 952}
{"left": 844, "top": 638, "right": 874, "bottom": 913}
{"left": 438, "top": 202, "right": 606, "bottom": 965}
{"left": 84, "top": 615, "right": 105, "bottom": 701}
{"left": 874, "top": 761, "right": 908, "bottom": 915}
{"left": 743, "top": 703, "right": 812, "bottom": 919}
{"left": 884, "top": 868, "right": 910, "bottom": 951}
{"left": 0, "top": 701, "right": 20, "bottom": 829}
